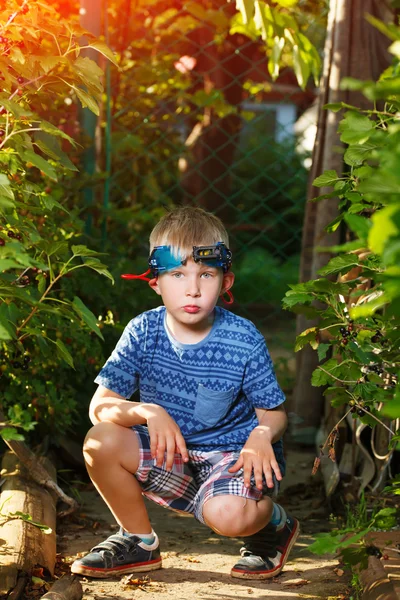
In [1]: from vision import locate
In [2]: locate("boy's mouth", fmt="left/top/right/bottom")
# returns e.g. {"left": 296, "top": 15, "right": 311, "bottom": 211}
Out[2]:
{"left": 183, "top": 305, "right": 200, "bottom": 313}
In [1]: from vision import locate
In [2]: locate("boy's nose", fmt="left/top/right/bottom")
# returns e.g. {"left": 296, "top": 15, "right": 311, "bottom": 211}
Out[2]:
{"left": 186, "top": 277, "right": 200, "bottom": 297}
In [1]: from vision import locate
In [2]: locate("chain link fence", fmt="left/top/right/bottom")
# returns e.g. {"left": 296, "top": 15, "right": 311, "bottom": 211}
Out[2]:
{"left": 98, "top": 0, "right": 318, "bottom": 329}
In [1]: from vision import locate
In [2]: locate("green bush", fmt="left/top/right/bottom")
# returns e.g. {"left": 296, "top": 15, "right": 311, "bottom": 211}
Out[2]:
{"left": 0, "top": 0, "right": 114, "bottom": 444}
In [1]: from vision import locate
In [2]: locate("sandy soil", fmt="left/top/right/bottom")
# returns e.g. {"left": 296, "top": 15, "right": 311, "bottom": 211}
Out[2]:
{"left": 57, "top": 447, "right": 351, "bottom": 600}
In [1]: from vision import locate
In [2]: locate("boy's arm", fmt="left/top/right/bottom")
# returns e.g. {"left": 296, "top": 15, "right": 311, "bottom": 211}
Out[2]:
{"left": 90, "top": 384, "right": 155, "bottom": 426}
{"left": 255, "top": 405, "right": 287, "bottom": 443}
{"left": 89, "top": 385, "right": 189, "bottom": 469}
{"left": 228, "top": 405, "right": 287, "bottom": 490}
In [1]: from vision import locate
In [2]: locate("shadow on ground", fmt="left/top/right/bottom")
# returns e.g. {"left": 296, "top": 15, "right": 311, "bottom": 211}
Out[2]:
{"left": 56, "top": 446, "right": 351, "bottom": 600}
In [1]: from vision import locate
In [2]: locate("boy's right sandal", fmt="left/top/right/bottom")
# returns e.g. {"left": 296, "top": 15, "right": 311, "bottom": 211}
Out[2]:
{"left": 70, "top": 530, "right": 162, "bottom": 578}
{"left": 230, "top": 515, "right": 300, "bottom": 580}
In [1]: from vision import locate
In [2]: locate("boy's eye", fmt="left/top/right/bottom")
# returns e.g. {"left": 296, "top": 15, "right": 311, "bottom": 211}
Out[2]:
{"left": 201, "top": 272, "right": 213, "bottom": 278}
{"left": 171, "top": 272, "right": 183, "bottom": 278}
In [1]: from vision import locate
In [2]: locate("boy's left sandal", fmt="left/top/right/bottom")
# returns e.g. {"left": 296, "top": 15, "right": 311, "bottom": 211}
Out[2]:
{"left": 70, "top": 530, "right": 162, "bottom": 578}
{"left": 230, "top": 515, "right": 300, "bottom": 580}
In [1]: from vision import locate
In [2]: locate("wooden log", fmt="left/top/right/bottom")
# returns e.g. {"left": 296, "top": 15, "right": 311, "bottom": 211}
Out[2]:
{"left": 0, "top": 452, "right": 57, "bottom": 596}
{"left": 6, "top": 574, "right": 28, "bottom": 600}
{"left": 41, "top": 575, "right": 83, "bottom": 600}
{"left": 0, "top": 407, "right": 78, "bottom": 516}
{"left": 359, "top": 555, "right": 396, "bottom": 600}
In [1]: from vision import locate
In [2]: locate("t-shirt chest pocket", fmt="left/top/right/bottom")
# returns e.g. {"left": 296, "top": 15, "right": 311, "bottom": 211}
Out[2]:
{"left": 194, "top": 384, "right": 235, "bottom": 428}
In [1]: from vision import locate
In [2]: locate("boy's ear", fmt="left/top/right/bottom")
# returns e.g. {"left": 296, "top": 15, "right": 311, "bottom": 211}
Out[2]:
{"left": 221, "top": 271, "right": 235, "bottom": 293}
{"left": 148, "top": 277, "right": 161, "bottom": 295}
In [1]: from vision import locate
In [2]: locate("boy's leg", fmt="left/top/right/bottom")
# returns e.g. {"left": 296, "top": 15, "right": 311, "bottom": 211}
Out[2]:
{"left": 82, "top": 420, "right": 151, "bottom": 534}
{"left": 196, "top": 454, "right": 299, "bottom": 580}
{"left": 71, "top": 421, "right": 161, "bottom": 578}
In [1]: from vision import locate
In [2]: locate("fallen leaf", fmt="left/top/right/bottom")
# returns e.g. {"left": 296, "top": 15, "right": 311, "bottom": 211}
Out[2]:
{"left": 186, "top": 557, "right": 201, "bottom": 563}
{"left": 283, "top": 578, "right": 310, "bottom": 588}
{"left": 121, "top": 574, "right": 152, "bottom": 587}
{"left": 31, "top": 576, "right": 47, "bottom": 589}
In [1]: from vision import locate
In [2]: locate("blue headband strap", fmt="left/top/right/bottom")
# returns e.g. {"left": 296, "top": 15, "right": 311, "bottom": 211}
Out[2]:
{"left": 148, "top": 242, "right": 232, "bottom": 276}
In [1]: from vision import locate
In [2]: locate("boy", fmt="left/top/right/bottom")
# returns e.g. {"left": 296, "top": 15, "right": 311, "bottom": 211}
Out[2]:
{"left": 71, "top": 206, "right": 299, "bottom": 580}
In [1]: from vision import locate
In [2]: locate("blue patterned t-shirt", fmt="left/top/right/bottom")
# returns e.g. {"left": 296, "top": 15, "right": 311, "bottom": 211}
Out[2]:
{"left": 95, "top": 306, "right": 285, "bottom": 453}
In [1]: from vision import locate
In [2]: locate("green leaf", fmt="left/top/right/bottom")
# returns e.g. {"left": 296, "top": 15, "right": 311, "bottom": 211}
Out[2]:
{"left": 29, "top": 55, "right": 66, "bottom": 74}
{"left": 291, "top": 39, "right": 309, "bottom": 90}
{"left": 273, "top": 0, "right": 298, "bottom": 6}
{"left": 344, "top": 143, "right": 376, "bottom": 167}
{"left": 38, "top": 240, "right": 68, "bottom": 258}
{"left": 343, "top": 214, "right": 371, "bottom": 240}
{"left": 75, "top": 88, "right": 100, "bottom": 116}
{"left": 340, "top": 546, "right": 368, "bottom": 569}
{"left": 317, "top": 343, "right": 330, "bottom": 361}
{"left": 311, "top": 358, "right": 338, "bottom": 386}
{"left": 323, "top": 101, "right": 359, "bottom": 112}
{"left": 350, "top": 293, "right": 390, "bottom": 318}
{"left": 21, "top": 150, "right": 57, "bottom": 181}
{"left": 56, "top": 339, "right": 74, "bottom": 369}
{"left": 72, "top": 296, "right": 104, "bottom": 340}
{"left": 36, "top": 273, "right": 47, "bottom": 295}
{"left": 308, "top": 532, "right": 344, "bottom": 554}
{"left": 325, "top": 214, "right": 343, "bottom": 233}
{"left": 235, "top": 0, "right": 254, "bottom": 23}
{"left": 0, "top": 427, "right": 24, "bottom": 441}
{"left": 0, "top": 98, "right": 33, "bottom": 118}
{"left": 282, "top": 290, "right": 312, "bottom": 308}
{"left": 365, "top": 14, "right": 400, "bottom": 42}
{"left": 294, "top": 327, "right": 318, "bottom": 352}
{"left": 318, "top": 254, "right": 360, "bottom": 276}
{"left": 369, "top": 205, "right": 399, "bottom": 255}
{"left": 37, "top": 335, "right": 50, "bottom": 357}
{"left": 0, "top": 303, "right": 16, "bottom": 340}
{"left": 71, "top": 245, "right": 105, "bottom": 257}
{"left": 372, "top": 507, "right": 398, "bottom": 530}
{"left": 88, "top": 41, "right": 118, "bottom": 67}
{"left": 310, "top": 279, "right": 352, "bottom": 294}
{"left": 268, "top": 36, "right": 285, "bottom": 80}
{"left": 82, "top": 258, "right": 114, "bottom": 283}
{"left": 339, "top": 110, "right": 374, "bottom": 134}
{"left": 382, "top": 397, "right": 400, "bottom": 419}
{"left": 313, "top": 170, "right": 339, "bottom": 188}
{"left": 73, "top": 56, "right": 104, "bottom": 93}
{"left": 34, "top": 131, "right": 78, "bottom": 171}
{"left": 11, "top": 511, "right": 52, "bottom": 534}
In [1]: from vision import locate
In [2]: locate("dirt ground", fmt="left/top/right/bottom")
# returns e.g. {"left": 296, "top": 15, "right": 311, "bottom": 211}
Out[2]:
{"left": 56, "top": 446, "right": 352, "bottom": 600}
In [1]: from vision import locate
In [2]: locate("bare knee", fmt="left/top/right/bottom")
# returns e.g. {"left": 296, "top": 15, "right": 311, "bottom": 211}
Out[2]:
{"left": 203, "top": 495, "right": 273, "bottom": 537}
{"left": 202, "top": 496, "right": 254, "bottom": 537}
{"left": 83, "top": 421, "right": 137, "bottom": 468}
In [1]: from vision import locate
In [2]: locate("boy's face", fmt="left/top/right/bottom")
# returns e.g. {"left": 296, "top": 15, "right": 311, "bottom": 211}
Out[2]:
{"left": 149, "top": 256, "right": 234, "bottom": 330}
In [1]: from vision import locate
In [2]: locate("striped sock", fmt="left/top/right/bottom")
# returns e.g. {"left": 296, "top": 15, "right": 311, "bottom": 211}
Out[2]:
{"left": 122, "top": 529, "right": 156, "bottom": 544}
{"left": 270, "top": 503, "right": 287, "bottom": 530}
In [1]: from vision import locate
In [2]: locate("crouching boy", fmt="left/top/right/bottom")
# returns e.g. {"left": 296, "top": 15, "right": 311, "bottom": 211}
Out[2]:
{"left": 71, "top": 206, "right": 299, "bottom": 580}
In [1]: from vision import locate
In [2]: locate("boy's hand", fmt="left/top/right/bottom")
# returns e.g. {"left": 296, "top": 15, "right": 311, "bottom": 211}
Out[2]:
{"left": 136, "top": 404, "right": 189, "bottom": 471}
{"left": 228, "top": 426, "right": 282, "bottom": 490}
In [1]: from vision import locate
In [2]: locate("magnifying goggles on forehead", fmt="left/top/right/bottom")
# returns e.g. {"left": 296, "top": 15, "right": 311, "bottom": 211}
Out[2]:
{"left": 121, "top": 242, "right": 234, "bottom": 304}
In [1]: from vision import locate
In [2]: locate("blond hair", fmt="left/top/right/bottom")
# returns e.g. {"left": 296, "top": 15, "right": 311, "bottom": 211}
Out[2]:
{"left": 149, "top": 206, "right": 229, "bottom": 253}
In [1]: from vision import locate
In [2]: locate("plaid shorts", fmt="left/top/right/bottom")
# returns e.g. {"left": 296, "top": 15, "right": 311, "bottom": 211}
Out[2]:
{"left": 132, "top": 425, "right": 284, "bottom": 525}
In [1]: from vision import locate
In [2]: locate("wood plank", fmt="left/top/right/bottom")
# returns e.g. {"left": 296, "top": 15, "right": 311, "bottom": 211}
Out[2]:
{"left": 0, "top": 452, "right": 57, "bottom": 595}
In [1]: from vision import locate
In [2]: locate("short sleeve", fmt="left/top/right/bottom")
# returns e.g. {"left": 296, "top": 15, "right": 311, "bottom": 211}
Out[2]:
{"left": 94, "top": 320, "right": 142, "bottom": 398}
{"left": 243, "top": 339, "right": 285, "bottom": 409}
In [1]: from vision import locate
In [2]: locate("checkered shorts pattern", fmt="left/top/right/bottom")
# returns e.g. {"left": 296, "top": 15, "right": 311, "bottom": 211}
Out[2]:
{"left": 132, "top": 425, "right": 283, "bottom": 525}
